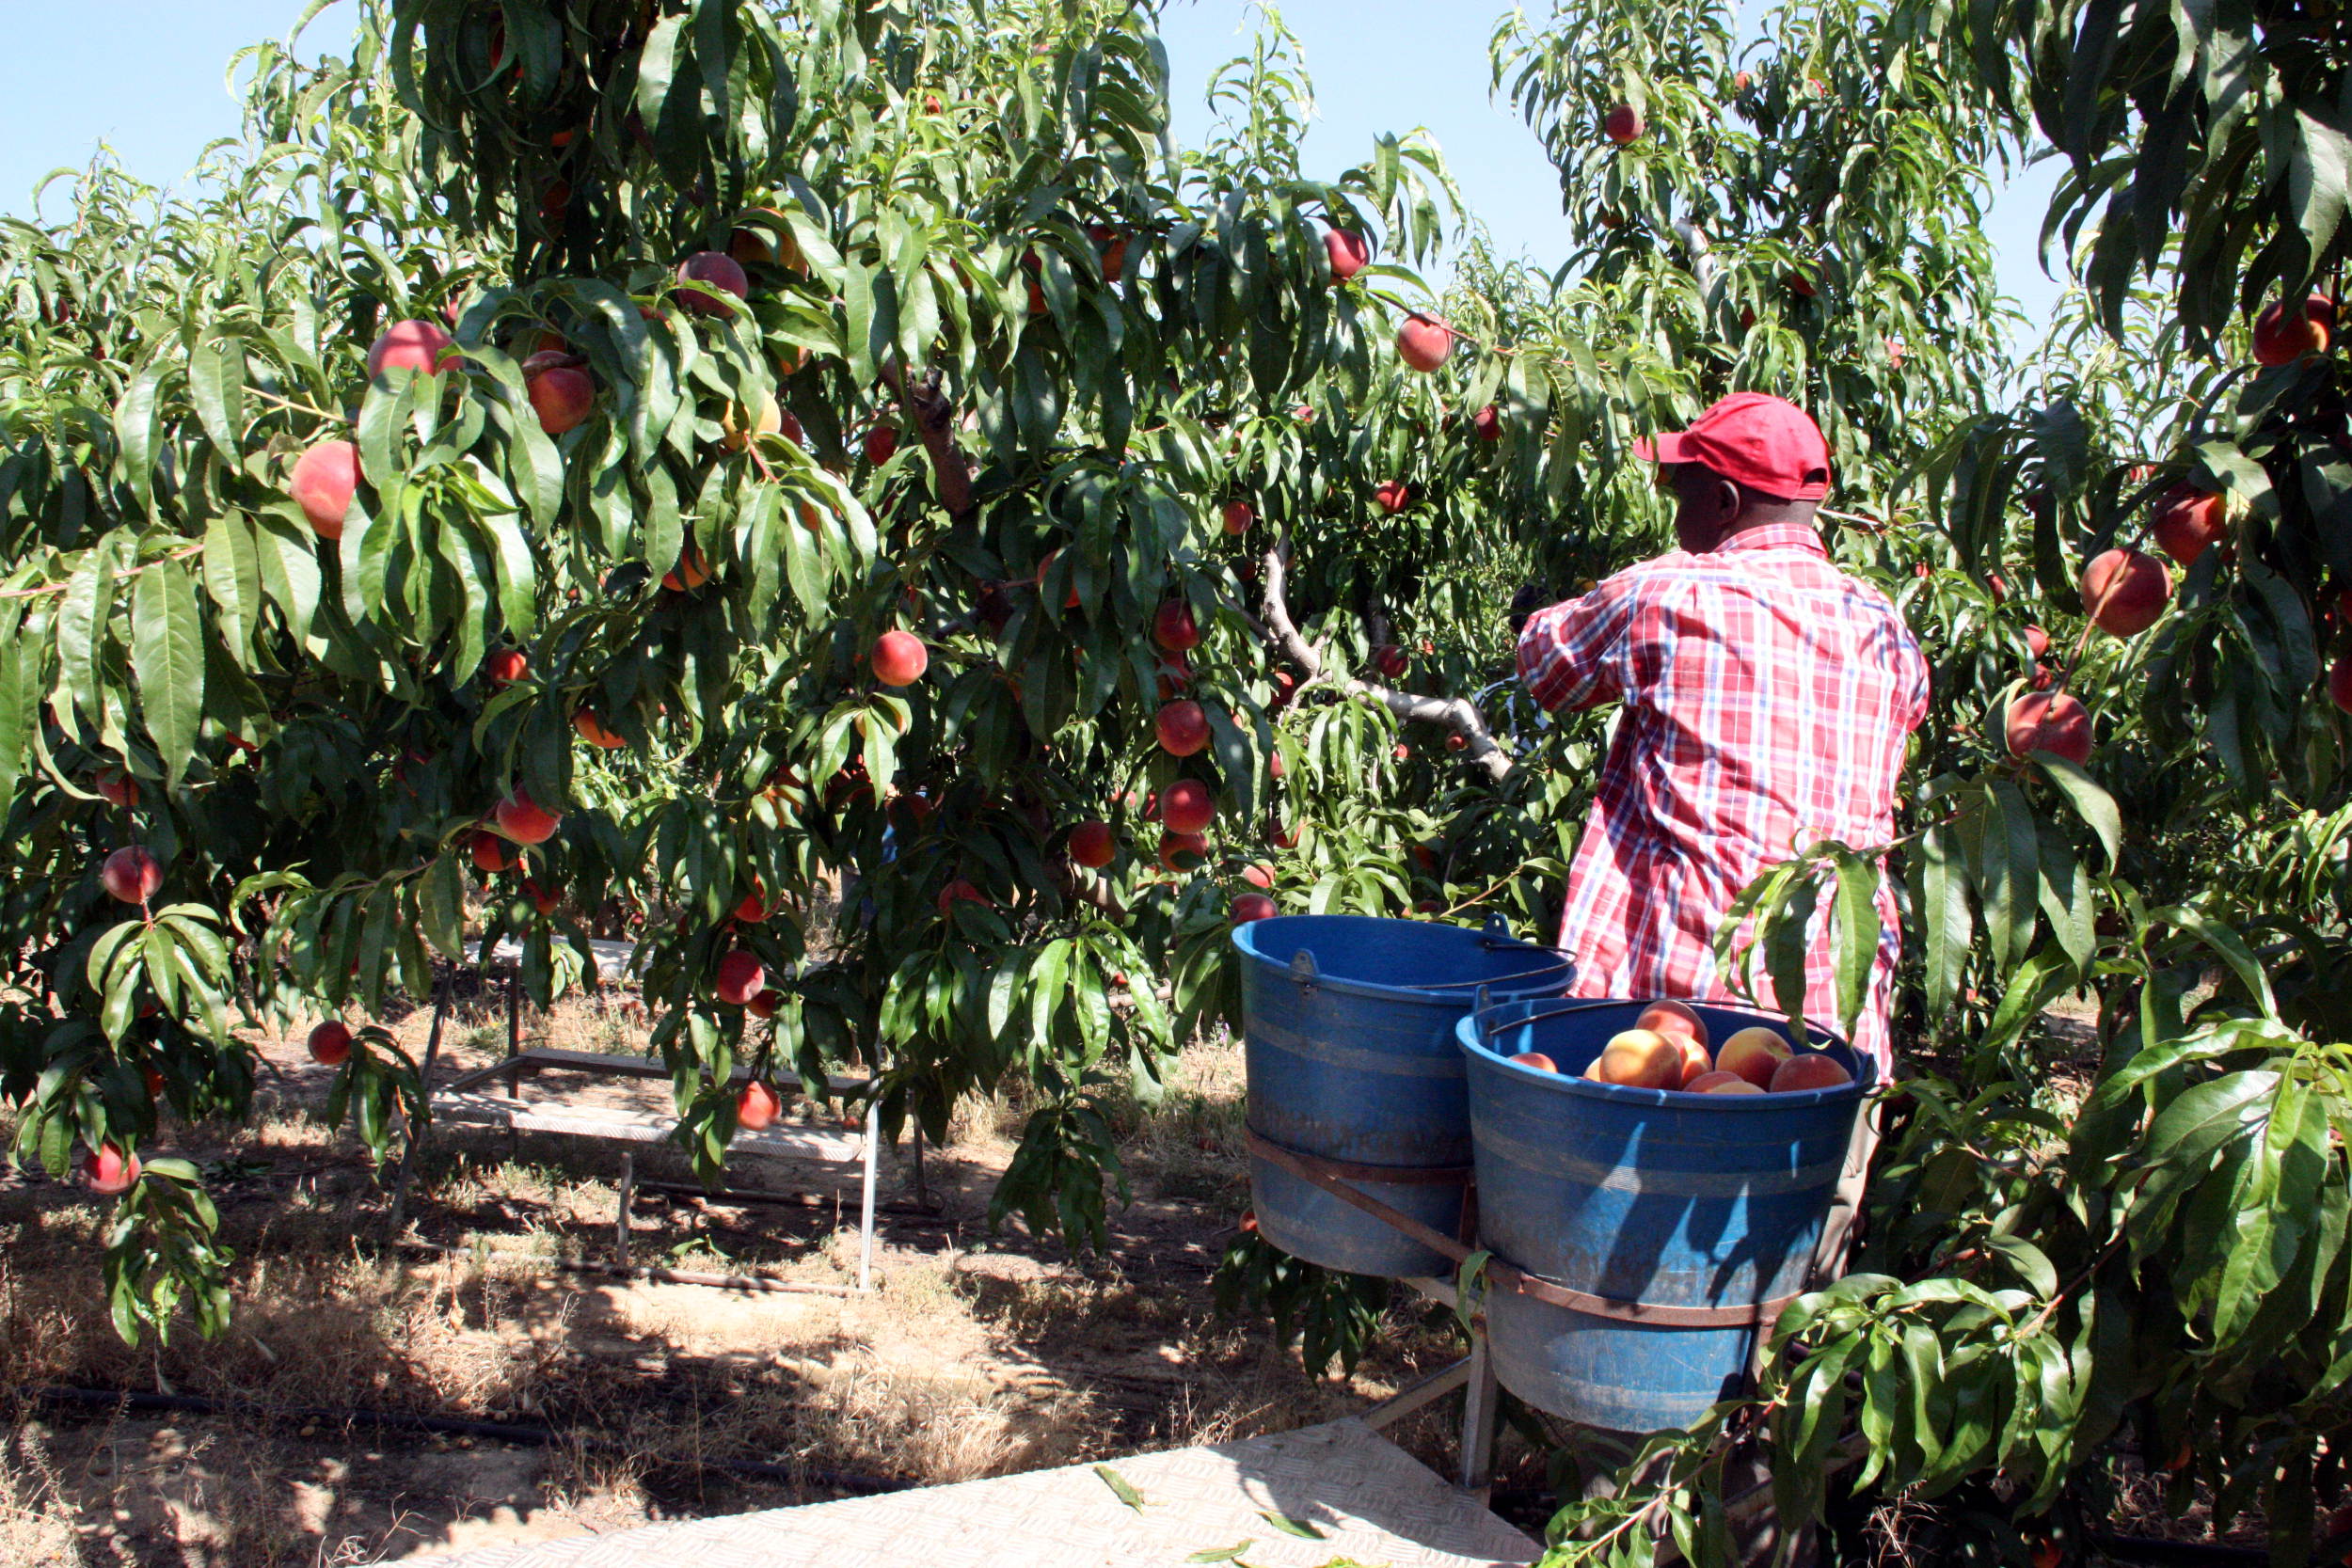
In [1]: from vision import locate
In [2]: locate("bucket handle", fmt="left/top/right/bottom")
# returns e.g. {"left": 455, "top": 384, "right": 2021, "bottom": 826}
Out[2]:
{"left": 1473, "top": 912, "right": 1575, "bottom": 959}
{"left": 1415, "top": 960, "right": 1578, "bottom": 991}
{"left": 1288, "top": 947, "right": 1319, "bottom": 995}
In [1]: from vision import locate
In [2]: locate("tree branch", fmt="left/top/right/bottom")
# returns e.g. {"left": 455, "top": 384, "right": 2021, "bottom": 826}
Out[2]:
{"left": 879, "top": 361, "right": 972, "bottom": 517}
{"left": 1260, "top": 531, "right": 1514, "bottom": 782}
{"left": 1673, "top": 218, "right": 1720, "bottom": 299}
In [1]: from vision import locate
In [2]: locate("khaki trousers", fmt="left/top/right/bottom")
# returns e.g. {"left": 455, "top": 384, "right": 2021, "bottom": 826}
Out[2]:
{"left": 1804, "top": 1098, "right": 1883, "bottom": 1288}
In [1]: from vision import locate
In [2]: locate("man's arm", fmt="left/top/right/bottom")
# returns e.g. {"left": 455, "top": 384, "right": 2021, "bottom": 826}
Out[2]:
{"left": 1516, "top": 577, "right": 1644, "bottom": 713}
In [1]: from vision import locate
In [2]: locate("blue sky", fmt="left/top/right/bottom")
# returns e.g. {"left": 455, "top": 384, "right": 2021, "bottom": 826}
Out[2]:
{"left": 0, "top": 1, "right": 2062, "bottom": 326}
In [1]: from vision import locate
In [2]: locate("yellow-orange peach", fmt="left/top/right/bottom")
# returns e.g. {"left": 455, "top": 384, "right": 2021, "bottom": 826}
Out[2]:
{"left": 1716, "top": 1026, "right": 1794, "bottom": 1089}
{"left": 1596, "top": 1028, "right": 1684, "bottom": 1089}
{"left": 1668, "top": 1034, "right": 1711, "bottom": 1085}
{"left": 1768, "top": 1053, "right": 1854, "bottom": 1093}
{"left": 1509, "top": 1051, "right": 1558, "bottom": 1073}
{"left": 1686, "top": 1070, "right": 1763, "bottom": 1095}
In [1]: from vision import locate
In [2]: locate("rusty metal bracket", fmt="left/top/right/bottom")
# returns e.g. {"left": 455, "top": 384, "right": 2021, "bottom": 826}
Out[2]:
{"left": 1247, "top": 1130, "right": 1799, "bottom": 1330}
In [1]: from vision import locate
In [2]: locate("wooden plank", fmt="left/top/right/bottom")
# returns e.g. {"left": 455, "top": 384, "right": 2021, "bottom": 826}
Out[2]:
{"left": 414, "top": 1417, "right": 1536, "bottom": 1568}
{"left": 470, "top": 1047, "right": 871, "bottom": 1097}
{"left": 433, "top": 1091, "right": 866, "bottom": 1164}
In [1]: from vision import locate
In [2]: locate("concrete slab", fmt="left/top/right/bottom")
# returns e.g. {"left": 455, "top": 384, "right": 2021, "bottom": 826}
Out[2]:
{"left": 414, "top": 1417, "right": 1537, "bottom": 1568}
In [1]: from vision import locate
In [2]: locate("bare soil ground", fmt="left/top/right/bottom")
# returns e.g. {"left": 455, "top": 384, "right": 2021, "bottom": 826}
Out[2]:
{"left": 0, "top": 976, "right": 1479, "bottom": 1566}
{"left": 0, "top": 974, "right": 2262, "bottom": 1566}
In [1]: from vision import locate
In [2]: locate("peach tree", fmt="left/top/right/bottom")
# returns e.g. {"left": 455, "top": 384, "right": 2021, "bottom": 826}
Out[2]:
{"left": 1402, "top": 1, "right": 2352, "bottom": 1562}
{"left": 0, "top": 0, "right": 1505, "bottom": 1338}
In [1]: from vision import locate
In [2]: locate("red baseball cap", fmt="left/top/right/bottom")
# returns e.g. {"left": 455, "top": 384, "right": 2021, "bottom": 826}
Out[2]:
{"left": 1633, "top": 392, "right": 1834, "bottom": 501}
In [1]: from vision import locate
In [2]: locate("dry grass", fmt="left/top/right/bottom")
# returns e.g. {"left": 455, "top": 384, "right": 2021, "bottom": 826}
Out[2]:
{"left": 0, "top": 990, "right": 1467, "bottom": 1564}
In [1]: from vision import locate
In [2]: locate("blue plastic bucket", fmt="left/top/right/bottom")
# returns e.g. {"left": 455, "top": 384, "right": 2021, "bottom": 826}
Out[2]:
{"left": 1233, "top": 915, "right": 1575, "bottom": 1277}
{"left": 1458, "top": 997, "right": 1872, "bottom": 1433}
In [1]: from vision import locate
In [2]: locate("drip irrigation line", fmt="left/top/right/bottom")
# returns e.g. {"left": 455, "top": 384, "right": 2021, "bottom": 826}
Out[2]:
{"left": 396, "top": 1239, "right": 858, "bottom": 1295}
{"left": 25, "top": 1386, "right": 911, "bottom": 1496}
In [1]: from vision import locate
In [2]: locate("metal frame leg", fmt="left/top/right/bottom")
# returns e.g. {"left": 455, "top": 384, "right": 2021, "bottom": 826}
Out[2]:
{"left": 504, "top": 974, "right": 522, "bottom": 1098}
{"left": 614, "top": 1151, "right": 634, "bottom": 1267}
{"left": 856, "top": 1094, "right": 879, "bottom": 1292}
{"left": 1458, "top": 1330, "right": 1500, "bottom": 1500}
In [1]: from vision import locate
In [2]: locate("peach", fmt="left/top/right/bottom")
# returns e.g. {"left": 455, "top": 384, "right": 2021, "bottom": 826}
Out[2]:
{"left": 1603, "top": 103, "right": 1645, "bottom": 143}
{"left": 737, "top": 1080, "right": 783, "bottom": 1130}
{"left": 2330, "top": 654, "right": 2352, "bottom": 715}
{"left": 493, "top": 788, "right": 560, "bottom": 845}
{"left": 291, "top": 439, "right": 359, "bottom": 539}
{"left": 1159, "top": 831, "right": 1207, "bottom": 872}
{"left": 469, "top": 831, "right": 516, "bottom": 874}
{"left": 1222, "top": 500, "right": 1254, "bottom": 534}
{"left": 1716, "top": 1026, "right": 1794, "bottom": 1089}
{"left": 1510, "top": 1051, "right": 1558, "bottom": 1073}
{"left": 2252, "top": 293, "right": 2331, "bottom": 366}
{"left": 573, "top": 709, "right": 627, "bottom": 749}
{"left": 2151, "top": 484, "right": 2226, "bottom": 566}
{"left": 1232, "top": 893, "right": 1277, "bottom": 924}
{"left": 871, "top": 630, "right": 929, "bottom": 687}
{"left": 936, "top": 879, "right": 989, "bottom": 915}
{"left": 1068, "top": 820, "right": 1115, "bottom": 868}
{"left": 1156, "top": 700, "right": 1210, "bottom": 756}
{"left": 2005, "top": 691, "right": 2092, "bottom": 765}
{"left": 1323, "top": 228, "right": 1371, "bottom": 280}
{"left": 1595, "top": 1027, "right": 1684, "bottom": 1089}
{"left": 1152, "top": 600, "right": 1200, "bottom": 653}
{"left": 2080, "top": 548, "right": 2170, "bottom": 636}
{"left": 523, "top": 354, "right": 596, "bottom": 435}
{"left": 83, "top": 1144, "right": 141, "bottom": 1196}
{"left": 715, "top": 950, "right": 765, "bottom": 1006}
{"left": 675, "top": 250, "right": 749, "bottom": 317}
{"left": 367, "top": 318, "right": 457, "bottom": 380}
{"left": 308, "top": 1022, "right": 353, "bottom": 1066}
{"left": 1769, "top": 1053, "right": 1854, "bottom": 1093}
{"left": 102, "top": 847, "right": 162, "bottom": 905}
{"left": 1685, "top": 1070, "right": 1762, "bottom": 1094}
{"left": 662, "top": 544, "right": 712, "bottom": 592}
{"left": 1636, "top": 1000, "right": 1710, "bottom": 1052}
{"left": 1397, "top": 313, "right": 1453, "bottom": 372}
{"left": 1161, "top": 780, "right": 1215, "bottom": 834}
{"left": 1669, "top": 1034, "right": 1712, "bottom": 1086}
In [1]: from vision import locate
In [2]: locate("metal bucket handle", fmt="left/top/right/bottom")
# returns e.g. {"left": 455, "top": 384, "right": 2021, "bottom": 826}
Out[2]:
{"left": 1468, "top": 995, "right": 1624, "bottom": 1040}
{"left": 1288, "top": 947, "right": 1319, "bottom": 996}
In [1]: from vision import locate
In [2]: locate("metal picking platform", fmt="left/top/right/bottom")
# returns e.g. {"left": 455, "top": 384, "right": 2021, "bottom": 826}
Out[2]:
{"left": 415, "top": 1416, "right": 1536, "bottom": 1568}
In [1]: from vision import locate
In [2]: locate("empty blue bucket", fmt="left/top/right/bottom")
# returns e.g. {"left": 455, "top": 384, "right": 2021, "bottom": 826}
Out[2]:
{"left": 1458, "top": 997, "right": 1872, "bottom": 1433}
{"left": 1234, "top": 915, "right": 1575, "bottom": 1277}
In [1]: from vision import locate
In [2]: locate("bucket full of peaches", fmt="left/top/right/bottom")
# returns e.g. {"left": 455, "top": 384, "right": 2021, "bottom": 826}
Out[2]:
{"left": 1451, "top": 996, "right": 1874, "bottom": 1433}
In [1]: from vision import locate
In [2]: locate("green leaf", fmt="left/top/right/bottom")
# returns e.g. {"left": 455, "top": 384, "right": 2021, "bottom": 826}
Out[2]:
{"left": 2153, "top": 906, "right": 2280, "bottom": 1019}
{"left": 1915, "top": 820, "right": 1973, "bottom": 1018}
{"left": 202, "top": 512, "right": 263, "bottom": 658}
{"left": 186, "top": 340, "right": 246, "bottom": 453}
{"left": 1091, "top": 1465, "right": 1145, "bottom": 1513}
{"left": 132, "top": 561, "right": 205, "bottom": 786}
{"left": 420, "top": 853, "right": 466, "bottom": 960}
{"left": 1828, "top": 849, "right": 1879, "bottom": 1044}
{"left": 2027, "top": 753, "right": 2122, "bottom": 869}
{"left": 1256, "top": 1510, "right": 1327, "bottom": 1539}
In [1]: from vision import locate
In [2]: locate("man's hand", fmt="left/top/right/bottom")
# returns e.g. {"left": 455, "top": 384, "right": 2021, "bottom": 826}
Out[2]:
{"left": 1507, "top": 581, "right": 1549, "bottom": 637}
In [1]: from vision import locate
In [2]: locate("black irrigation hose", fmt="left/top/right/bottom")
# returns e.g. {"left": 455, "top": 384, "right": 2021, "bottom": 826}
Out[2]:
{"left": 26, "top": 1386, "right": 912, "bottom": 1497}
{"left": 2086, "top": 1536, "right": 2272, "bottom": 1566}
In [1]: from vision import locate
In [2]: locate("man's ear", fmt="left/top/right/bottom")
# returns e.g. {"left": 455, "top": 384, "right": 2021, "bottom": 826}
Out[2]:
{"left": 1713, "top": 475, "right": 1744, "bottom": 526}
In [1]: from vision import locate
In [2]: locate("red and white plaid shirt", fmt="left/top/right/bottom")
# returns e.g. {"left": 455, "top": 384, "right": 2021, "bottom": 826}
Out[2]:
{"left": 1516, "top": 523, "right": 1929, "bottom": 1068}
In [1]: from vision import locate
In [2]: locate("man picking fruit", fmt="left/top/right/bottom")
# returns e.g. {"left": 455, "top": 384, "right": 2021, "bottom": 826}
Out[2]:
{"left": 1518, "top": 393, "right": 1927, "bottom": 1064}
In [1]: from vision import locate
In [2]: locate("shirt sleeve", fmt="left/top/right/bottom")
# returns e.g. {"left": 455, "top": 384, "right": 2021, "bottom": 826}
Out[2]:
{"left": 1517, "top": 575, "right": 1645, "bottom": 713}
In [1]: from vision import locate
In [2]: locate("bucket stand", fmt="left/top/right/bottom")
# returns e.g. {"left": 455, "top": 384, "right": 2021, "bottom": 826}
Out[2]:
{"left": 1247, "top": 1130, "right": 1803, "bottom": 1499}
